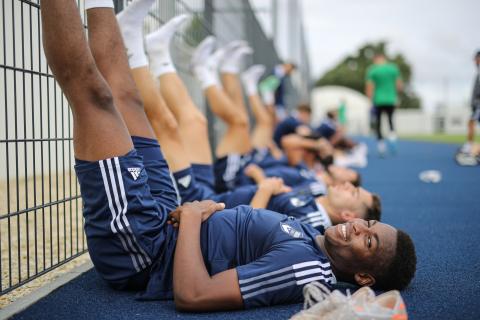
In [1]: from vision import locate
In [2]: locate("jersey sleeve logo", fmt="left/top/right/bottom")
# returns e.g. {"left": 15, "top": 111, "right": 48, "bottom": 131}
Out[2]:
{"left": 290, "top": 197, "right": 307, "bottom": 207}
{"left": 177, "top": 175, "right": 192, "bottom": 188}
{"left": 280, "top": 223, "right": 303, "bottom": 238}
{"left": 300, "top": 169, "right": 315, "bottom": 179}
{"left": 127, "top": 167, "right": 142, "bottom": 181}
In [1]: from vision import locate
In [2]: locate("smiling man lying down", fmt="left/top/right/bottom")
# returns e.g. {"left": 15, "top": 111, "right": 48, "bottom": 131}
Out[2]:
{"left": 40, "top": 0, "right": 416, "bottom": 311}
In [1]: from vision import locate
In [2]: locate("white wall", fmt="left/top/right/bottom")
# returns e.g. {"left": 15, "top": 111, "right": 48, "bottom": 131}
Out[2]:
{"left": 392, "top": 110, "right": 433, "bottom": 135}
{"left": 311, "top": 86, "right": 371, "bottom": 135}
{"left": 442, "top": 107, "right": 470, "bottom": 134}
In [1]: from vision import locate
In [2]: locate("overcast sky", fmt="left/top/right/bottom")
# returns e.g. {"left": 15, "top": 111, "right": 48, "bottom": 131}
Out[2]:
{"left": 253, "top": 0, "right": 480, "bottom": 111}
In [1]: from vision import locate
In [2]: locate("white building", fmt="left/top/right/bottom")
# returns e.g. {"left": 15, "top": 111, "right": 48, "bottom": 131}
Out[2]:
{"left": 311, "top": 86, "right": 471, "bottom": 136}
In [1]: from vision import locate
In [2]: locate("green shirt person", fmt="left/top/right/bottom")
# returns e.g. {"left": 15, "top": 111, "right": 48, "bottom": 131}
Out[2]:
{"left": 366, "top": 62, "right": 402, "bottom": 106}
{"left": 337, "top": 99, "right": 347, "bottom": 126}
{"left": 365, "top": 54, "right": 403, "bottom": 156}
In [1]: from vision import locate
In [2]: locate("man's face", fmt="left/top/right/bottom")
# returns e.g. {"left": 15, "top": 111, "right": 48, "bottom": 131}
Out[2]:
{"left": 284, "top": 63, "right": 295, "bottom": 75}
{"left": 297, "top": 111, "right": 311, "bottom": 124}
{"left": 323, "top": 219, "right": 397, "bottom": 277}
{"left": 327, "top": 182, "right": 372, "bottom": 219}
{"left": 475, "top": 56, "right": 480, "bottom": 67}
{"left": 329, "top": 166, "right": 358, "bottom": 185}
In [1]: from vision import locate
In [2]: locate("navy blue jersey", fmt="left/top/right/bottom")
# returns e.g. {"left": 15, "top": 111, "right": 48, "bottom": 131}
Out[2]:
{"left": 273, "top": 116, "right": 303, "bottom": 147}
{"left": 250, "top": 148, "right": 289, "bottom": 168}
{"left": 315, "top": 118, "right": 337, "bottom": 140}
{"left": 200, "top": 205, "right": 335, "bottom": 308}
{"left": 263, "top": 163, "right": 318, "bottom": 187}
{"left": 234, "top": 163, "right": 327, "bottom": 197}
{"left": 267, "top": 189, "right": 332, "bottom": 230}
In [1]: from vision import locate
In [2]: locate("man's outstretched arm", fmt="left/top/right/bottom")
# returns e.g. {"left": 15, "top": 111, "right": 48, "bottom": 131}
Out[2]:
{"left": 171, "top": 201, "right": 243, "bottom": 311}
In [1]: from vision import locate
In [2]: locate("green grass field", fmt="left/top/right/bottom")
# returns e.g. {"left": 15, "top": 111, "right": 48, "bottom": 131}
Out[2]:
{"left": 400, "top": 134, "right": 480, "bottom": 144}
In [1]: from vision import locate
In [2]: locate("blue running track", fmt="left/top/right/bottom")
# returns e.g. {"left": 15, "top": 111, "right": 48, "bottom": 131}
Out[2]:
{"left": 12, "top": 139, "right": 480, "bottom": 319}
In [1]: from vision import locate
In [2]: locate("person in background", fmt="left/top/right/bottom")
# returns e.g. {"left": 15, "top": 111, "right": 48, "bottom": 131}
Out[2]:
{"left": 461, "top": 50, "right": 480, "bottom": 155}
{"left": 273, "top": 103, "right": 313, "bottom": 148}
{"left": 365, "top": 53, "right": 403, "bottom": 157}
{"left": 337, "top": 98, "right": 347, "bottom": 126}
{"left": 259, "top": 62, "right": 297, "bottom": 121}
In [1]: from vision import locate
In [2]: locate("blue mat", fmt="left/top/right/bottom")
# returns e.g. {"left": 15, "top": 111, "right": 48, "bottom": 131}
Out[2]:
{"left": 13, "top": 139, "right": 480, "bottom": 319}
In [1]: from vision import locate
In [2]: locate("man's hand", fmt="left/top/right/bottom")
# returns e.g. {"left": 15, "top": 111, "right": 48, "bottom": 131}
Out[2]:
{"left": 258, "top": 177, "right": 291, "bottom": 195}
{"left": 244, "top": 163, "right": 266, "bottom": 183}
{"left": 316, "top": 138, "right": 333, "bottom": 158}
{"left": 168, "top": 200, "right": 225, "bottom": 227}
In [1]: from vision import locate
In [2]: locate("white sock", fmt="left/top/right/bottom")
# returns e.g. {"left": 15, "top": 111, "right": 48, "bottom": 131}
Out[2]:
{"left": 462, "top": 142, "right": 472, "bottom": 153}
{"left": 223, "top": 40, "right": 249, "bottom": 53}
{"left": 85, "top": 0, "right": 114, "bottom": 10}
{"left": 388, "top": 132, "right": 397, "bottom": 141}
{"left": 207, "top": 47, "right": 228, "bottom": 72}
{"left": 146, "top": 14, "right": 190, "bottom": 77}
{"left": 261, "top": 90, "right": 275, "bottom": 105}
{"left": 193, "top": 65, "right": 219, "bottom": 90}
{"left": 191, "top": 36, "right": 219, "bottom": 89}
{"left": 191, "top": 36, "right": 216, "bottom": 68}
{"left": 216, "top": 40, "right": 247, "bottom": 67}
{"left": 220, "top": 45, "right": 253, "bottom": 74}
{"left": 116, "top": 0, "right": 156, "bottom": 69}
{"left": 241, "top": 65, "right": 265, "bottom": 96}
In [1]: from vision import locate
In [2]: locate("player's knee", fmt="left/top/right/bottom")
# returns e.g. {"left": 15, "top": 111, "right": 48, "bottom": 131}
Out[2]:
{"left": 58, "top": 61, "right": 97, "bottom": 89}
{"left": 259, "top": 115, "right": 273, "bottom": 127}
{"left": 182, "top": 110, "right": 207, "bottom": 128}
{"left": 87, "top": 85, "right": 115, "bottom": 112}
{"left": 163, "top": 113, "right": 180, "bottom": 133}
{"left": 116, "top": 88, "right": 145, "bottom": 111}
{"left": 193, "top": 112, "right": 208, "bottom": 127}
{"left": 230, "top": 113, "right": 249, "bottom": 128}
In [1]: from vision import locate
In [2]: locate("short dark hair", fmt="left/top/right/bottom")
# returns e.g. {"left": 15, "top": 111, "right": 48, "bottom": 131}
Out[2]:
{"left": 319, "top": 155, "right": 334, "bottom": 168}
{"left": 475, "top": 50, "right": 480, "bottom": 58}
{"left": 365, "top": 193, "right": 381, "bottom": 221}
{"left": 285, "top": 61, "right": 297, "bottom": 69}
{"left": 373, "top": 229, "right": 417, "bottom": 291}
{"left": 326, "top": 110, "right": 337, "bottom": 119}
{"left": 351, "top": 172, "right": 362, "bottom": 187}
{"left": 297, "top": 103, "right": 311, "bottom": 114}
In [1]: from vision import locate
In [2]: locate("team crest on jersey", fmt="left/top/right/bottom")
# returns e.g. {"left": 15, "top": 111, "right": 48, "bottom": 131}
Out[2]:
{"left": 290, "top": 197, "right": 307, "bottom": 207}
{"left": 280, "top": 223, "right": 303, "bottom": 238}
{"left": 128, "top": 168, "right": 142, "bottom": 181}
{"left": 177, "top": 175, "right": 192, "bottom": 188}
{"left": 300, "top": 169, "right": 315, "bottom": 179}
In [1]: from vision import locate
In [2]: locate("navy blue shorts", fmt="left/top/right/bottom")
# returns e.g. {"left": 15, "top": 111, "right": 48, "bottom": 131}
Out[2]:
{"left": 173, "top": 164, "right": 217, "bottom": 203}
{"left": 251, "top": 148, "right": 289, "bottom": 169}
{"left": 75, "top": 136, "right": 177, "bottom": 299}
{"left": 213, "top": 149, "right": 290, "bottom": 192}
{"left": 214, "top": 153, "right": 250, "bottom": 192}
{"left": 471, "top": 105, "right": 480, "bottom": 122}
{"left": 173, "top": 163, "right": 257, "bottom": 208}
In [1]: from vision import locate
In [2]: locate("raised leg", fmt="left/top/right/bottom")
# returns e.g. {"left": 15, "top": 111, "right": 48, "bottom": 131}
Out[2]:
{"left": 204, "top": 85, "right": 252, "bottom": 157}
{"left": 158, "top": 73, "right": 213, "bottom": 165}
{"left": 220, "top": 44, "right": 252, "bottom": 116}
{"left": 190, "top": 38, "right": 253, "bottom": 157}
{"left": 145, "top": 16, "right": 213, "bottom": 165}
{"left": 221, "top": 73, "right": 248, "bottom": 114}
{"left": 87, "top": 6, "right": 156, "bottom": 139}
{"left": 41, "top": 0, "right": 132, "bottom": 161}
{"left": 241, "top": 65, "right": 273, "bottom": 148}
{"left": 131, "top": 67, "right": 190, "bottom": 172}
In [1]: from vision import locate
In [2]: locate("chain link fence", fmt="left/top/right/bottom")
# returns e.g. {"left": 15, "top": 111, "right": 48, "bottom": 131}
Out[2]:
{"left": 0, "top": 0, "right": 310, "bottom": 296}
